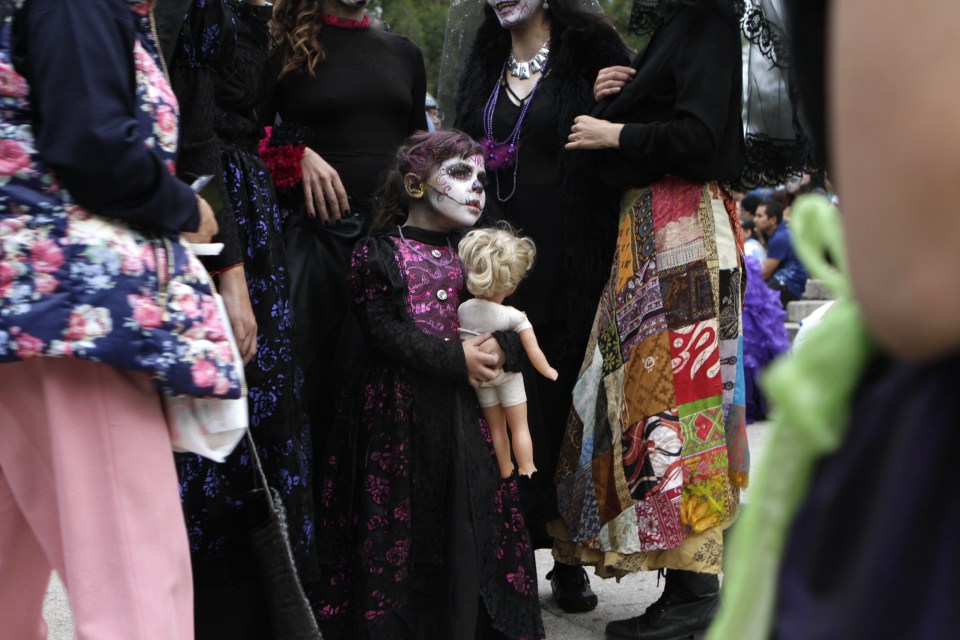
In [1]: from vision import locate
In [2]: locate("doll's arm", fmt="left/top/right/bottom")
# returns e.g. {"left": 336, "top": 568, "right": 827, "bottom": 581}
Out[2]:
{"left": 518, "top": 327, "right": 558, "bottom": 380}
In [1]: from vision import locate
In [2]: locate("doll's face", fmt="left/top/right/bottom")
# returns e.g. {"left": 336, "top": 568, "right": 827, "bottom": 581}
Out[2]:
{"left": 423, "top": 154, "right": 486, "bottom": 230}
{"left": 487, "top": 0, "right": 544, "bottom": 29}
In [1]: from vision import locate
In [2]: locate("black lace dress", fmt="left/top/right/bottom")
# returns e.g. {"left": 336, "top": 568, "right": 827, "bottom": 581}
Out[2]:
{"left": 162, "top": 0, "right": 318, "bottom": 620}
{"left": 312, "top": 227, "right": 545, "bottom": 640}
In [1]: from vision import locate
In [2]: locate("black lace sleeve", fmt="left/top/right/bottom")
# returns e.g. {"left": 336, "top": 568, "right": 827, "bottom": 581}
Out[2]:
{"left": 349, "top": 236, "right": 470, "bottom": 380}
{"left": 493, "top": 330, "right": 524, "bottom": 373}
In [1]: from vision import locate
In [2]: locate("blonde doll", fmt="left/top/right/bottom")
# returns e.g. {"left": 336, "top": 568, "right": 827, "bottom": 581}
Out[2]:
{"left": 458, "top": 227, "right": 558, "bottom": 478}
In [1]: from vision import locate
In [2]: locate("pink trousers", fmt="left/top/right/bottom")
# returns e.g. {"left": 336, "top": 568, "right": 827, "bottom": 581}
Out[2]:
{"left": 0, "top": 358, "right": 193, "bottom": 640}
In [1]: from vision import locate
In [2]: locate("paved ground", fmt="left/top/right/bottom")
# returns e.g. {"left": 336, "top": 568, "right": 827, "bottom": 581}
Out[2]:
{"left": 43, "top": 422, "right": 773, "bottom": 639}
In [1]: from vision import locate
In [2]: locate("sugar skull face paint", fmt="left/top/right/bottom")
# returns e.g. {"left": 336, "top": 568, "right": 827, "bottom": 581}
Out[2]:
{"left": 487, "top": 0, "right": 544, "bottom": 29}
{"left": 424, "top": 155, "right": 486, "bottom": 230}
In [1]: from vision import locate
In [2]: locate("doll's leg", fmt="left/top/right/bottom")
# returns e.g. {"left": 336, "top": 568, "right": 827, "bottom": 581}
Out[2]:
{"left": 503, "top": 402, "right": 537, "bottom": 478}
{"left": 480, "top": 403, "right": 516, "bottom": 478}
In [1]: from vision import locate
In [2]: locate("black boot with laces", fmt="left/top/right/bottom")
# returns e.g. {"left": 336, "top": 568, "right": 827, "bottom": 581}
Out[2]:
{"left": 546, "top": 562, "right": 598, "bottom": 613}
{"left": 604, "top": 570, "right": 719, "bottom": 640}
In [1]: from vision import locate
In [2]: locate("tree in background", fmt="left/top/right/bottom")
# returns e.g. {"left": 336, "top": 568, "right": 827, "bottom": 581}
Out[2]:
{"left": 368, "top": 0, "right": 645, "bottom": 96}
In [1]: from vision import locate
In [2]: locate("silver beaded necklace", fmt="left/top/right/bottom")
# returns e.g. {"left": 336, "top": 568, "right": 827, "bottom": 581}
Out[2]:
{"left": 506, "top": 44, "right": 549, "bottom": 80}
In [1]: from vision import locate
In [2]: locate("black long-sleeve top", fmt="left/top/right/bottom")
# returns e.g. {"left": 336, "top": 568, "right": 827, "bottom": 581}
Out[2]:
{"left": 12, "top": 0, "right": 199, "bottom": 234}
{"left": 592, "top": 7, "right": 744, "bottom": 188}
{"left": 273, "top": 25, "right": 426, "bottom": 220}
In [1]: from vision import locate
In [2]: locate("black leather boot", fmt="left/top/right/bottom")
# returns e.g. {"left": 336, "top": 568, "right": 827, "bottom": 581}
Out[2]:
{"left": 604, "top": 570, "right": 719, "bottom": 640}
{"left": 546, "top": 562, "right": 599, "bottom": 613}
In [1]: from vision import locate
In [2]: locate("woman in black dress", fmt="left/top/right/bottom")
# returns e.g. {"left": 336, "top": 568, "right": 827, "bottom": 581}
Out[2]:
{"left": 265, "top": 0, "right": 427, "bottom": 459}
{"left": 453, "top": 0, "right": 630, "bottom": 612}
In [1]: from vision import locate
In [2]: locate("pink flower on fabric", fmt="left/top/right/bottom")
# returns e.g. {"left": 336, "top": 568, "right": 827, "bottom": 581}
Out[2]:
{"left": 506, "top": 565, "right": 534, "bottom": 596}
{"left": 201, "top": 299, "right": 225, "bottom": 336}
{"left": 0, "top": 138, "right": 30, "bottom": 176}
{"left": 154, "top": 104, "right": 177, "bottom": 150}
{"left": 34, "top": 273, "right": 58, "bottom": 294}
{"left": 65, "top": 305, "right": 111, "bottom": 342}
{"left": 191, "top": 358, "right": 218, "bottom": 389}
{"left": 30, "top": 239, "right": 65, "bottom": 274}
{"left": 0, "top": 261, "right": 19, "bottom": 294}
{"left": 0, "top": 62, "right": 28, "bottom": 99}
{"left": 129, "top": 294, "right": 163, "bottom": 329}
{"left": 13, "top": 331, "right": 44, "bottom": 358}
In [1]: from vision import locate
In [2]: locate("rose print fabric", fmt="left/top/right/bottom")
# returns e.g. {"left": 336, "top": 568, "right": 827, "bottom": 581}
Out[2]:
{"left": 554, "top": 178, "right": 749, "bottom": 577}
{"left": 0, "top": 2, "right": 242, "bottom": 399}
{"left": 312, "top": 228, "right": 544, "bottom": 640}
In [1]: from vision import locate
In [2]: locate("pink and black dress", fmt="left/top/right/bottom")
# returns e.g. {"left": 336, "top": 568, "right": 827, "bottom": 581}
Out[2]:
{"left": 313, "top": 227, "right": 544, "bottom": 640}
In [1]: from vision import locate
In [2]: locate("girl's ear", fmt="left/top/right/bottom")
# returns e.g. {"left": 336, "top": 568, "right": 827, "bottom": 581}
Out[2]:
{"left": 404, "top": 173, "right": 425, "bottom": 199}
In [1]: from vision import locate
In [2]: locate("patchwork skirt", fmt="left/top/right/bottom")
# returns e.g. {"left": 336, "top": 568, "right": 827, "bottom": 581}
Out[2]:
{"left": 552, "top": 177, "right": 750, "bottom": 577}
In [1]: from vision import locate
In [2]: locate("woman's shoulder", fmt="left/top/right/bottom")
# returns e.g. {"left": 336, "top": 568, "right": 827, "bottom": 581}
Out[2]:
{"left": 370, "top": 28, "right": 423, "bottom": 58}
{"left": 554, "top": 19, "right": 630, "bottom": 78}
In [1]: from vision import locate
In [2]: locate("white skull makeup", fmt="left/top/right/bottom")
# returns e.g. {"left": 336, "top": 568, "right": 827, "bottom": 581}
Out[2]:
{"left": 486, "top": 0, "right": 544, "bottom": 29}
{"left": 424, "top": 155, "right": 486, "bottom": 230}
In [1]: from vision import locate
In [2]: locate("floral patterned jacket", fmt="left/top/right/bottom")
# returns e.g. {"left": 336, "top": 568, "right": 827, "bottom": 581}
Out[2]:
{"left": 0, "top": 0, "right": 242, "bottom": 399}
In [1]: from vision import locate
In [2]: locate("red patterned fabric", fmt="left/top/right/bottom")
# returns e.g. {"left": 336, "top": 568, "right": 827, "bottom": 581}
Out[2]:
{"left": 259, "top": 126, "right": 305, "bottom": 188}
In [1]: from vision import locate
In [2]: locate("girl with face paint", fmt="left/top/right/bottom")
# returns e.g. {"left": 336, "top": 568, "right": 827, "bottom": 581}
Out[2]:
{"left": 265, "top": 0, "right": 427, "bottom": 495}
{"left": 452, "top": 0, "right": 630, "bottom": 616}
{"left": 312, "top": 130, "right": 545, "bottom": 640}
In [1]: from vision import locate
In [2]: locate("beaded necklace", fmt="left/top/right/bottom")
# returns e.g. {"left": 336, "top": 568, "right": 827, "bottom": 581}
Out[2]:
{"left": 481, "top": 57, "right": 549, "bottom": 203}
{"left": 397, "top": 226, "right": 455, "bottom": 267}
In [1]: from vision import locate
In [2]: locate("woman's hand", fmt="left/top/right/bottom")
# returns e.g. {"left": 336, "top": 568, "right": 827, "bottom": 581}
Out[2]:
{"left": 218, "top": 266, "right": 258, "bottom": 365}
{"left": 566, "top": 115, "right": 623, "bottom": 150}
{"left": 301, "top": 147, "right": 349, "bottom": 224}
{"left": 463, "top": 333, "right": 500, "bottom": 388}
{"left": 594, "top": 65, "right": 636, "bottom": 101}
{"left": 181, "top": 196, "right": 218, "bottom": 244}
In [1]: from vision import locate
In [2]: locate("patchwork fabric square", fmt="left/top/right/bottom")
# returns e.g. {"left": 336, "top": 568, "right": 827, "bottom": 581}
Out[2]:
{"left": 659, "top": 261, "right": 715, "bottom": 330}
{"left": 592, "top": 449, "right": 627, "bottom": 526}
{"left": 719, "top": 338, "right": 739, "bottom": 410}
{"left": 707, "top": 190, "right": 739, "bottom": 271}
{"left": 669, "top": 320, "right": 722, "bottom": 406}
{"left": 678, "top": 396, "right": 726, "bottom": 458}
{"left": 659, "top": 238, "right": 707, "bottom": 271}
{"left": 622, "top": 332, "right": 676, "bottom": 422}
{"left": 617, "top": 258, "right": 666, "bottom": 360}
{"left": 634, "top": 190, "right": 657, "bottom": 261}
{"left": 622, "top": 409, "right": 682, "bottom": 501}
{"left": 652, "top": 178, "right": 703, "bottom": 230}
{"left": 598, "top": 320, "right": 623, "bottom": 376}
{"left": 634, "top": 484, "right": 684, "bottom": 552}
{"left": 718, "top": 268, "right": 742, "bottom": 340}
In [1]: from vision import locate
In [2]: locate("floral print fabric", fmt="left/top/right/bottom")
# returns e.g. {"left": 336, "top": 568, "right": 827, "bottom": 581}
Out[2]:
{"left": 0, "top": 5, "right": 241, "bottom": 399}
{"left": 554, "top": 178, "right": 749, "bottom": 577}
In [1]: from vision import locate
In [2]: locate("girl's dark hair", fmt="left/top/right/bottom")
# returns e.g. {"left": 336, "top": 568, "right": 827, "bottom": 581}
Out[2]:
{"left": 370, "top": 130, "right": 483, "bottom": 235}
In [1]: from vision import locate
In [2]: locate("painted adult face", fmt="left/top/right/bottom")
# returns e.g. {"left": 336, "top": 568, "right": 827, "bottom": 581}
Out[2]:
{"left": 424, "top": 155, "right": 486, "bottom": 230}
{"left": 487, "top": 0, "right": 544, "bottom": 29}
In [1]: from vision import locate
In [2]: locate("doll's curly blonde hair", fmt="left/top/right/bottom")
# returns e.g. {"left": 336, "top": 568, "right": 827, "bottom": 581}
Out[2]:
{"left": 458, "top": 226, "right": 536, "bottom": 298}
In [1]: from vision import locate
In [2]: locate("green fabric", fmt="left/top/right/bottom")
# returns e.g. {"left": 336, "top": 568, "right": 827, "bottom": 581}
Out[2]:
{"left": 707, "top": 195, "right": 878, "bottom": 639}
